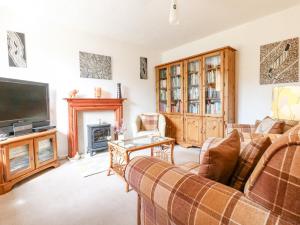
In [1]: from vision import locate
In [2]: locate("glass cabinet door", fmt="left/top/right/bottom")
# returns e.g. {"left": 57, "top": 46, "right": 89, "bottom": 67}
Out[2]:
{"left": 170, "top": 64, "right": 182, "bottom": 113}
{"left": 204, "top": 54, "right": 222, "bottom": 115}
{"left": 5, "top": 140, "right": 35, "bottom": 181}
{"left": 34, "top": 134, "right": 57, "bottom": 168}
{"left": 187, "top": 59, "right": 201, "bottom": 114}
{"left": 158, "top": 68, "right": 168, "bottom": 113}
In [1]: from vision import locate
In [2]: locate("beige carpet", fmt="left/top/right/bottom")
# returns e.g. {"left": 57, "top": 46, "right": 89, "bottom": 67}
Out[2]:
{"left": 0, "top": 146, "right": 199, "bottom": 225}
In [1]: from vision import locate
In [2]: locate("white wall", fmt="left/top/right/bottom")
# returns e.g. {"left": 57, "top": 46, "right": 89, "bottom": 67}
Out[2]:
{"left": 0, "top": 8, "right": 160, "bottom": 157}
{"left": 161, "top": 4, "right": 300, "bottom": 124}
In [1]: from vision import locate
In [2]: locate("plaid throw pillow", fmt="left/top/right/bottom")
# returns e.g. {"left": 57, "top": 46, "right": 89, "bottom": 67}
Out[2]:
{"left": 199, "top": 130, "right": 240, "bottom": 184}
{"left": 255, "top": 116, "right": 285, "bottom": 134}
{"left": 229, "top": 136, "right": 272, "bottom": 191}
{"left": 140, "top": 114, "right": 158, "bottom": 131}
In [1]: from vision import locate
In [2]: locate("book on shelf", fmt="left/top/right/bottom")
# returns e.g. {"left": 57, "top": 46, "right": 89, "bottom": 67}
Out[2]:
{"left": 206, "top": 87, "right": 220, "bottom": 99}
{"left": 188, "top": 61, "right": 199, "bottom": 73}
{"left": 189, "top": 73, "right": 199, "bottom": 85}
{"left": 171, "top": 101, "right": 181, "bottom": 112}
{"left": 189, "top": 87, "right": 199, "bottom": 100}
{"left": 206, "top": 101, "right": 221, "bottom": 114}
{"left": 188, "top": 102, "right": 199, "bottom": 114}
{"left": 160, "top": 69, "right": 167, "bottom": 79}
{"left": 160, "top": 79, "right": 167, "bottom": 89}
{"left": 206, "top": 70, "right": 221, "bottom": 85}
{"left": 159, "top": 103, "right": 167, "bottom": 112}
{"left": 206, "top": 56, "right": 221, "bottom": 69}
{"left": 160, "top": 90, "right": 167, "bottom": 101}
{"left": 172, "top": 88, "right": 181, "bottom": 100}
{"left": 171, "top": 76, "right": 180, "bottom": 88}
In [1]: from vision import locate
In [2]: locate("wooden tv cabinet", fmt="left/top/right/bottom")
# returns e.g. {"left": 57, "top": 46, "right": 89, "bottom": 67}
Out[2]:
{"left": 0, "top": 129, "right": 59, "bottom": 195}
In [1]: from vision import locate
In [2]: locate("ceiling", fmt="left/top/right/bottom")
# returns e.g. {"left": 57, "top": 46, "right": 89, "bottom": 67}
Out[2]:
{"left": 1, "top": 0, "right": 300, "bottom": 51}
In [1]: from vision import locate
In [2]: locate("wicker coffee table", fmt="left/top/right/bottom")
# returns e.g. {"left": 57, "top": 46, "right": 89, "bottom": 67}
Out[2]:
{"left": 107, "top": 135, "right": 175, "bottom": 192}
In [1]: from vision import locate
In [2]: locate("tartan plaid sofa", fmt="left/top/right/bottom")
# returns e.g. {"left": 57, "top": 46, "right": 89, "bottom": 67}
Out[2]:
{"left": 125, "top": 126, "right": 300, "bottom": 225}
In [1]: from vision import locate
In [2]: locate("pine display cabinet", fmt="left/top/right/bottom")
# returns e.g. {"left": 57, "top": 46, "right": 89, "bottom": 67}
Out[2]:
{"left": 156, "top": 47, "right": 236, "bottom": 147}
{"left": 0, "top": 129, "right": 59, "bottom": 194}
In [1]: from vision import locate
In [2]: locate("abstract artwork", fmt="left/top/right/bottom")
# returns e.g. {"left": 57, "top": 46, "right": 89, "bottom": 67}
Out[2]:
{"left": 260, "top": 37, "right": 299, "bottom": 85}
{"left": 79, "top": 51, "right": 112, "bottom": 80}
{"left": 272, "top": 86, "right": 300, "bottom": 120}
{"left": 140, "top": 57, "right": 148, "bottom": 79}
{"left": 7, "top": 31, "right": 27, "bottom": 68}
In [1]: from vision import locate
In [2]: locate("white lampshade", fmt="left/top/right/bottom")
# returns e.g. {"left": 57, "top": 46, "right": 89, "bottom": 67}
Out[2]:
{"left": 169, "top": 0, "right": 179, "bottom": 25}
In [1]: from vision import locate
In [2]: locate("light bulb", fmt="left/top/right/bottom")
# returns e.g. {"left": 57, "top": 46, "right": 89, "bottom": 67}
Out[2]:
{"left": 169, "top": 0, "right": 179, "bottom": 25}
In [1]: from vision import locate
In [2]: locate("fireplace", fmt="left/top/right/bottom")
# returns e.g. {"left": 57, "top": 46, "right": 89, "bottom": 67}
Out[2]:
{"left": 87, "top": 123, "right": 111, "bottom": 156}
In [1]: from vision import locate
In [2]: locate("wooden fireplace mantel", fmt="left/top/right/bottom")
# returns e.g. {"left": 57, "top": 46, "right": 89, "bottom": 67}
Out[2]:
{"left": 64, "top": 98, "right": 126, "bottom": 158}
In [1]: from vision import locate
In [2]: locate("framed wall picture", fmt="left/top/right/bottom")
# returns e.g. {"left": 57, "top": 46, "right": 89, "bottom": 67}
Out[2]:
{"left": 260, "top": 37, "right": 299, "bottom": 85}
{"left": 140, "top": 57, "right": 148, "bottom": 79}
{"left": 7, "top": 31, "right": 27, "bottom": 68}
{"left": 79, "top": 51, "right": 112, "bottom": 80}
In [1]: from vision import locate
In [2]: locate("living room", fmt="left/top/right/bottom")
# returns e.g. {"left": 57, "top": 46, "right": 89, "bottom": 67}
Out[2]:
{"left": 0, "top": 1, "right": 300, "bottom": 225}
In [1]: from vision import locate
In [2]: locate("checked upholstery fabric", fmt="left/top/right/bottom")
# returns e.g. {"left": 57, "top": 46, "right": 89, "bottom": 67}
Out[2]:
{"left": 125, "top": 125, "right": 300, "bottom": 225}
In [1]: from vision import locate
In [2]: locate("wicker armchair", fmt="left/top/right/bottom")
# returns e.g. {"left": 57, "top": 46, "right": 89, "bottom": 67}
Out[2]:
{"left": 125, "top": 126, "right": 300, "bottom": 225}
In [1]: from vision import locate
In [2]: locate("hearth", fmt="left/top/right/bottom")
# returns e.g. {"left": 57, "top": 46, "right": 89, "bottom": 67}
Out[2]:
{"left": 87, "top": 123, "right": 111, "bottom": 156}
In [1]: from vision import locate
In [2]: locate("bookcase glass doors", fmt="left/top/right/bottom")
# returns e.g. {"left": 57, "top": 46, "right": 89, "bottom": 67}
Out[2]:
{"left": 204, "top": 54, "right": 222, "bottom": 115}
{"left": 186, "top": 59, "right": 201, "bottom": 114}
{"left": 158, "top": 68, "right": 168, "bottom": 113}
{"left": 170, "top": 63, "right": 182, "bottom": 113}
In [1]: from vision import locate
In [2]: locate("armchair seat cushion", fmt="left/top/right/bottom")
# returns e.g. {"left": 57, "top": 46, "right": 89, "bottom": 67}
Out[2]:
{"left": 134, "top": 130, "right": 160, "bottom": 137}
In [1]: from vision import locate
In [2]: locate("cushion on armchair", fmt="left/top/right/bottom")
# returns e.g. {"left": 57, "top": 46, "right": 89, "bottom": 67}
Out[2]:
{"left": 229, "top": 136, "right": 272, "bottom": 191}
{"left": 139, "top": 114, "right": 158, "bottom": 131}
{"left": 199, "top": 129, "right": 240, "bottom": 184}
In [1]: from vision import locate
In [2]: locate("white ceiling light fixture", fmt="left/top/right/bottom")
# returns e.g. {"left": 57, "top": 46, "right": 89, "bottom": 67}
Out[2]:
{"left": 169, "top": 0, "right": 179, "bottom": 25}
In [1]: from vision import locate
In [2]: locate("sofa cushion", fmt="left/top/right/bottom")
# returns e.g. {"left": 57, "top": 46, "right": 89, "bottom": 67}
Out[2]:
{"left": 229, "top": 136, "right": 272, "bottom": 191}
{"left": 255, "top": 116, "right": 285, "bottom": 134}
{"left": 178, "top": 161, "right": 200, "bottom": 175}
{"left": 198, "top": 129, "right": 240, "bottom": 184}
{"left": 140, "top": 114, "right": 158, "bottom": 131}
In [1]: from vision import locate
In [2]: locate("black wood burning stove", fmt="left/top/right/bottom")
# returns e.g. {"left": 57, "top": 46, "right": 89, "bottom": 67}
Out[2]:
{"left": 87, "top": 123, "right": 111, "bottom": 156}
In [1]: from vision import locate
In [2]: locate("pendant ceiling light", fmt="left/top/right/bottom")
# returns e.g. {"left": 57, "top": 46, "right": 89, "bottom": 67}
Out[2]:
{"left": 169, "top": 0, "right": 179, "bottom": 25}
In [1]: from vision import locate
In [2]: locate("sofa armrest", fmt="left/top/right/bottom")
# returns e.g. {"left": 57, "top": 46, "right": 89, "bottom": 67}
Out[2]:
{"left": 125, "top": 156, "right": 290, "bottom": 225}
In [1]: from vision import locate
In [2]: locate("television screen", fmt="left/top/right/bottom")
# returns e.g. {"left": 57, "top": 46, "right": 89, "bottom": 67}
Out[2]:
{"left": 0, "top": 78, "right": 49, "bottom": 127}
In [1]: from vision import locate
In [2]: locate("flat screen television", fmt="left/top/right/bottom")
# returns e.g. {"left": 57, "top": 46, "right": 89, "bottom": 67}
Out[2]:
{"left": 0, "top": 78, "right": 49, "bottom": 128}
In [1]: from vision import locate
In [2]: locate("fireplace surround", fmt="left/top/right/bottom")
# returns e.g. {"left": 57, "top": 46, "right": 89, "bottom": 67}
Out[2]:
{"left": 64, "top": 98, "right": 126, "bottom": 158}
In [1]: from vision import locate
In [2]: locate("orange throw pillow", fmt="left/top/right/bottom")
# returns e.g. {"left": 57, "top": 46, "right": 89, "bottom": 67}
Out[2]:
{"left": 199, "top": 129, "right": 240, "bottom": 184}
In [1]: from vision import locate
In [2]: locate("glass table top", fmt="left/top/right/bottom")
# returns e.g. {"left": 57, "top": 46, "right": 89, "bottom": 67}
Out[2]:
{"left": 110, "top": 135, "right": 171, "bottom": 149}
